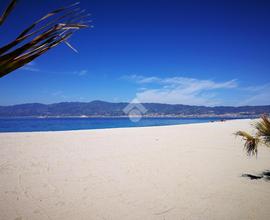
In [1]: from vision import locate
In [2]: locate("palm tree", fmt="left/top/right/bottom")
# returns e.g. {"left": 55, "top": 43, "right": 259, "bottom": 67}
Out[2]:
{"left": 236, "top": 114, "right": 270, "bottom": 156}
{"left": 0, "top": 0, "right": 89, "bottom": 78}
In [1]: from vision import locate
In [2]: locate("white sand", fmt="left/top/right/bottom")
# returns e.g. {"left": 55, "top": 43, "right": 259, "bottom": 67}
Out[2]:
{"left": 0, "top": 119, "right": 270, "bottom": 220}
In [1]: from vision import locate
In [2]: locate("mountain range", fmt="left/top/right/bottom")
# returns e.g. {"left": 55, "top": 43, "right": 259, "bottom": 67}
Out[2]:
{"left": 0, "top": 100, "right": 270, "bottom": 117}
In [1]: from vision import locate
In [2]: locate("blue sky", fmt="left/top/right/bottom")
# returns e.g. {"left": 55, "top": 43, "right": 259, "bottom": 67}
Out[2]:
{"left": 0, "top": 0, "right": 270, "bottom": 106}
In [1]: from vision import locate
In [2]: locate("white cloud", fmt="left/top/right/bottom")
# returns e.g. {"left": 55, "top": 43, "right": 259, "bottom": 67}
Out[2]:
{"left": 21, "top": 62, "right": 40, "bottom": 72}
{"left": 238, "top": 84, "right": 270, "bottom": 106}
{"left": 20, "top": 62, "right": 88, "bottom": 77}
{"left": 124, "top": 74, "right": 237, "bottom": 106}
{"left": 74, "top": 69, "right": 88, "bottom": 76}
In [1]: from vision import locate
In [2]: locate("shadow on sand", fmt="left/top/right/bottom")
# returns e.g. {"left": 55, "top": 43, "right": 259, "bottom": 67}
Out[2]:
{"left": 242, "top": 170, "right": 270, "bottom": 181}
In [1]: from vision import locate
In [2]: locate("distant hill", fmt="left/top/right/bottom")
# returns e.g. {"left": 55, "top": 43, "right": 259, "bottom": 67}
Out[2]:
{"left": 0, "top": 100, "right": 269, "bottom": 117}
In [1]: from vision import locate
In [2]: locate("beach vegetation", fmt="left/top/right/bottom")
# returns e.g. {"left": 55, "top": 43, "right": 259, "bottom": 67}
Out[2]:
{"left": 0, "top": 0, "right": 89, "bottom": 78}
{"left": 236, "top": 114, "right": 270, "bottom": 156}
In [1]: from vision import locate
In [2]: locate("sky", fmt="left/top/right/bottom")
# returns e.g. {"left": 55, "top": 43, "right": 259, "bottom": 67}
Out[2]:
{"left": 0, "top": 0, "right": 270, "bottom": 106}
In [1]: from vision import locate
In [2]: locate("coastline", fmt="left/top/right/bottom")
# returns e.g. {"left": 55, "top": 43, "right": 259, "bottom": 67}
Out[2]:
{"left": 0, "top": 117, "right": 258, "bottom": 133}
{"left": 1, "top": 119, "right": 270, "bottom": 220}
{"left": 0, "top": 118, "right": 253, "bottom": 134}
{"left": 0, "top": 114, "right": 259, "bottom": 119}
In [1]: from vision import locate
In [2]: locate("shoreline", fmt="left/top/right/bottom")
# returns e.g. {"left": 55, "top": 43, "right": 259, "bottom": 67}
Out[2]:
{"left": 0, "top": 118, "right": 254, "bottom": 134}
{"left": 0, "top": 115, "right": 259, "bottom": 119}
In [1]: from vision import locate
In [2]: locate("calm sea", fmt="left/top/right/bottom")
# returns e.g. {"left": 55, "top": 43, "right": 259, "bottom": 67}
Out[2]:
{"left": 0, "top": 117, "right": 240, "bottom": 132}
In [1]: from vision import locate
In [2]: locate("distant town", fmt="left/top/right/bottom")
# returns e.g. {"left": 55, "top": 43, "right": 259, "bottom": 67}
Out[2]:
{"left": 0, "top": 100, "right": 269, "bottom": 118}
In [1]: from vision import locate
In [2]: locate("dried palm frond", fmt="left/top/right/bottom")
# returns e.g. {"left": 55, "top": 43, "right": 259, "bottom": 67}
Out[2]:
{"left": 254, "top": 114, "right": 270, "bottom": 146}
{"left": 0, "top": 0, "right": 17, "bottom": 26}
{"left": 235, "top": 130, "right": 260, "bottom": 156}
{"left": 235, "top": 114, "right": 270, "bottom": 156}
{"left": 0, "top": 0, "right": 89, "bottom": 78}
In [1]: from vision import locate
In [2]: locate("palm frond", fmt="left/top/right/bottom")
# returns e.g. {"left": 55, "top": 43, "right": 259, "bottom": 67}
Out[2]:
{"left": 0, "top": 1, "right": 89, "bottom": 78}
{"left": 0, "top": 0, "right": 17, "bottom": 26}
{"left": 235, "top": 131, "right": 260, "bottom": 156}
{"left": 254, "top": 114, "right": 270, "bottom": 146}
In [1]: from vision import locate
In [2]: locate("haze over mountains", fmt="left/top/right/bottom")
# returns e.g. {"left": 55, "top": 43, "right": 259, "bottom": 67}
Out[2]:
{"left": 0, "top": 101, "right": 270, "bottom": 117}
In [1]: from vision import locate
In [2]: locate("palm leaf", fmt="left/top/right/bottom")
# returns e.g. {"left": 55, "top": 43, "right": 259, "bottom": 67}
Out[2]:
{"left": 0, "top": 2, "right": 83, "bottom": 55}
{"left": 0, "top": 0, "right": 17, "bottom": 26}
{"left": 235, "top": 131, "right": 260, "bottom": 156}
{"left": 0, "top": 0, "right": 89, "bottom": 78}
{"left": 254, "top": 114, "right": 270, "bottom": 146}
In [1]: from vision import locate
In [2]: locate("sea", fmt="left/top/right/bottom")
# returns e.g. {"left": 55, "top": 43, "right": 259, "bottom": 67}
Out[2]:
{"left": 0, "top": 117, "right": 244, "bottom": 133}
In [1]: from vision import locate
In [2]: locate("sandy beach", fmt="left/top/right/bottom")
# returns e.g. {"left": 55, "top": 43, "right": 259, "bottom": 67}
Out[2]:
{"left": 0, "top": 119, "right": 270, "bottom": 220}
